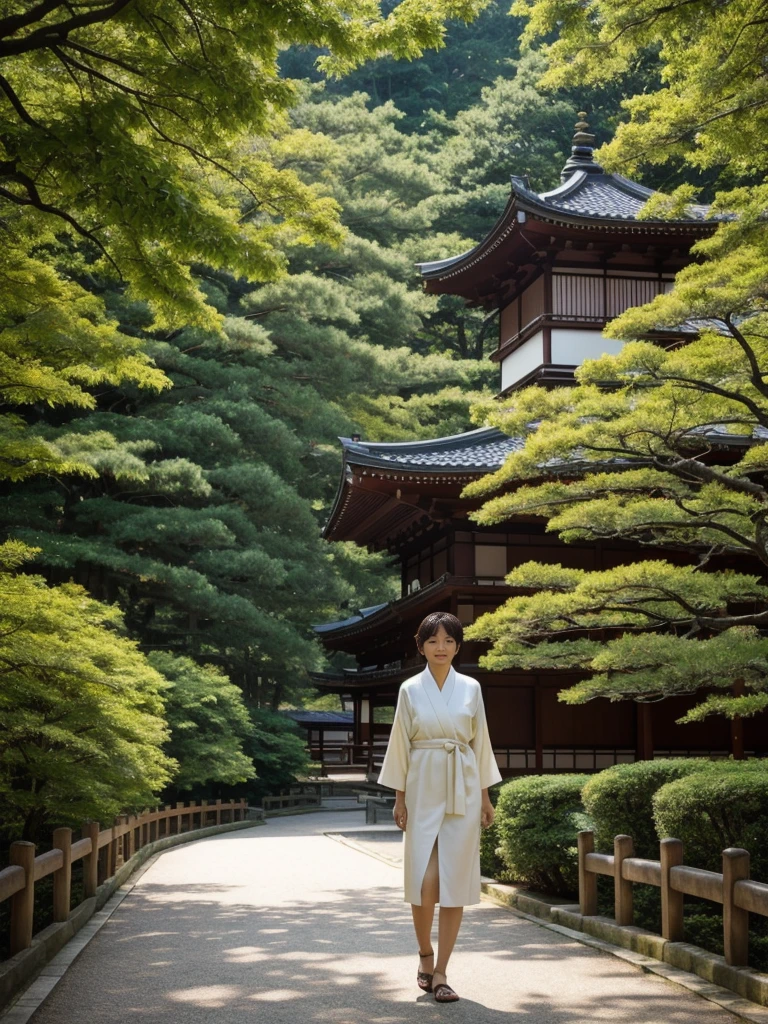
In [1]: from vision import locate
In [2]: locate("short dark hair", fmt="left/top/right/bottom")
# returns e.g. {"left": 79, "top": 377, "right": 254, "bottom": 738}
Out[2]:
{"left": 414, "top": 611, "right": 463, "bottom": 652}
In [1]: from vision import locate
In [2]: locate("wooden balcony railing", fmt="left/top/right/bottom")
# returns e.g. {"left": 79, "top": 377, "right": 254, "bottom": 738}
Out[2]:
{"left": 1, "top": 798, "right": 248, "bottom": 959}
{"left": 308, "top": 742, "right": 388, "bottom": 774}
{"left": 578, "top": 830, "right": 768, "bottom": 967}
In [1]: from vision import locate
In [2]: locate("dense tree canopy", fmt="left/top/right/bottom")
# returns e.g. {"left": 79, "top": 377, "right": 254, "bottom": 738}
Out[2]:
{"left": 0, "top": 540, "right": 174, "bottom": 841}
{"left": 7, "top": 0, "right": 762, "bottom": 822}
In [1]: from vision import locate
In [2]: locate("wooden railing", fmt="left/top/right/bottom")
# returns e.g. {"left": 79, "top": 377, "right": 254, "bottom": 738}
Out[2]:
{"left": 308, "top": 742, "right": 387, "bottom": 774}
{"left": 578, "top": 830, "right": 768, "bottom": 966}
{"left": 261, "top": 792, "right": 321, "bottom": 811}
{"left": 1, "top": 798, "right": 248, "bottom": 958}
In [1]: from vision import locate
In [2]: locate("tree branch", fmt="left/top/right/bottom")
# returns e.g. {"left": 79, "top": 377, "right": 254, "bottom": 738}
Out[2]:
{"left": 0, "top": 0, "right": 135, "bottom": 59}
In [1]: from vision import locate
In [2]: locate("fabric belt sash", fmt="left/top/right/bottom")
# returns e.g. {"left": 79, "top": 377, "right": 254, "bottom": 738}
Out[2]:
{"left": 411, "top": 738, "right": 471, "bottom": 815}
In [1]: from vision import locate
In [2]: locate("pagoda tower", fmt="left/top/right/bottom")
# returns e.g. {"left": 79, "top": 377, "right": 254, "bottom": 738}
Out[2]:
{"left": 419, "top": 114, "right": 711, "bottom": 393}
{"left": 311, "top": 117, "right": 757, "bottom": 778}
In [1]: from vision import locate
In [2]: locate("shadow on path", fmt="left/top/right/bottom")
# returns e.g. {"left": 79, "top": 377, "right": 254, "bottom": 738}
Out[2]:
{"left": 30, "top": 879, "right": 737, "bottom": 1024}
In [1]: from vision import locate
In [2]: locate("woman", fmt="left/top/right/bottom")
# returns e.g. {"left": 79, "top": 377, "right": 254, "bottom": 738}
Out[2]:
{"left": 378, "top": 611, "right": 501, "bottom": 1003}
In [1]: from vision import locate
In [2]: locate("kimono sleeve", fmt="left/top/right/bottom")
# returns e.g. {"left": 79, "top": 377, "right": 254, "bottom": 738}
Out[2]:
{"left": 470, "top": 686, "right": 502, "bottom": 789}
{"left": 377, "top": 686, "right": 413, "bottom": 791}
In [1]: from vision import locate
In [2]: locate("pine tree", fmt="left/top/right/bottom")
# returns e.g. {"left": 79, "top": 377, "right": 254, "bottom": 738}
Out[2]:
{"left": 466, "top": 280, "right": 768, "bottom": 721}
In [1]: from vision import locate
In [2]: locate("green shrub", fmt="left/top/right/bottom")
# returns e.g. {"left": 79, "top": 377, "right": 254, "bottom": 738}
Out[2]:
{"left": 653, "top": 763, "right": 768, "bottom": 879}
{"left": 480, "top": 783, "right": 510, "bottom": 882}
{"left": 582, "top": 759, "right": 713, "bottom": 858}
{"left": 495, "top": 775, "right": 591, "bottom": 895}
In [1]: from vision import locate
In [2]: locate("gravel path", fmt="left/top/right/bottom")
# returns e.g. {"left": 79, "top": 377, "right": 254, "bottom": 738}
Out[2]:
{"left": 26, "top": 811, "right": 741, "bottom": 1024}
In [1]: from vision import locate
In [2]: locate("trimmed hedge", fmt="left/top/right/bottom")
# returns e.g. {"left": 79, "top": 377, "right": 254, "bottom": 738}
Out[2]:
{"left": 653, "top": 763, "right": 768, "bottom": 879}
{"left": 581, "top": 758, "right": 714, "bottom": 857}
{"left": 495, "top": 775, "right": 591, "bottom": 895}
{"left": 479, "top": 783, "right": 509, "bottom": 882}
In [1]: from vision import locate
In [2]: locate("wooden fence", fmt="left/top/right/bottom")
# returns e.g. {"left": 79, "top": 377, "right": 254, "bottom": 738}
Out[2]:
{"left": 1, "top": 798, "right": 248, "bottom": 959}
{"left": 578, "top": 830, "right": 768, "bottom": 967}
{"left": 261, "top": 792, "right": 321, "bottom": 811}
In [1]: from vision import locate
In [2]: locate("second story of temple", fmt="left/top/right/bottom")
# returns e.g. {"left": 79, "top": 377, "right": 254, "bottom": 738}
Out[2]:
{"left": 418, "top": 114, "right": 714, "bottom": 395}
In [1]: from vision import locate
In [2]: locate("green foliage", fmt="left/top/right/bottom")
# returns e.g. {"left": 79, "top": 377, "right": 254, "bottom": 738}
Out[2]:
{"left": 149, "top": 653, "right": 255, "bottom": 792}
{"left": 282, "top": 1, "right": 524, "bottom": 130}
{"left": 466, "top": 314, "right": 768, "bottom": 716}
{"left": 0, "top": 542, "right": 175, "bottom": 842}
{"left": 582, "top": 759, "right": 714, "bottom": 858}
{"left": 242, "top": 709, "right": 312, "bottom": 800}
{"left": 479, "top": 782, "right": 509, "bottom": 881}
{"left": 653, "top": 763, "right": 768, "bottom": 880}
{"left": 512, "top": 0, "right": 768, "bottom": 184}
{"left": 495, "top": 774, "right": 591, "bottom": 894}
{"left": 1, "top": 0, "right": 492, "bottom": 324}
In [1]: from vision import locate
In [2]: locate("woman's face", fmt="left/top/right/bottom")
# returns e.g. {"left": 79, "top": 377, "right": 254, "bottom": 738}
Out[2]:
{"left": 420, "top": 624, "right": 459, "bottom": 673}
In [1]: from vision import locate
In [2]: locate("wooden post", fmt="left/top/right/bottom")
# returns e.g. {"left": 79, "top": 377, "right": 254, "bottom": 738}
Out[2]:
{"left": 614, "top": 835, "right": 634, "bottom": 926}
{"left": 201, "top": 799, "right": 208, "bottom": 829}
{"left": 176, "top": 801, "right": 184, "bottom": 834}
{"left": 216, "top": 799, "right": 222, "bottom": 826}
{"left": 578, "top": 831, "right": 597, "bottom": 916}
{"left": 723, "top": 848, "right": 750, "bottom": 966}
{"left": 660, "top": 838, "right": 684, "bottom": 941}
{"left": 9, "top": 841, "right": 35, "bottom": 954}
{"left": 118, "top": 815, "right": 129, "bottom": 867}
{"left": 108, "top": 821, "right": 118, "bottom": 878}
{"left": 82, "top": 821, "right": 99, "bottom": 898}
{"left": 124, "top": 816, "right": 134, "bottom": 862}
{"left": 52, "top": 827, "right": 72, "bottom": 923}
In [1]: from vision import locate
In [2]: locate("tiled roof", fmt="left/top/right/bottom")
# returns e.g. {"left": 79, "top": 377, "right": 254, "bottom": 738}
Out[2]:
{"left": 314, "top": 603, "right": 388, "bottom": 634}
{"left": 282, "top": 710, "right": 354, "bottom": 725}
{"left": 516, "top": 172, "right": 710, "bottom": 223}
{"left": 342, "top": 427, "right": 523, "bottom": 471}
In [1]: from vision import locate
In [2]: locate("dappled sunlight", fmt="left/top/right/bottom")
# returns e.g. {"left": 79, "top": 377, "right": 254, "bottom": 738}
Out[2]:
{"left": 27, "top": 817, "right": 739, "bottom": 1024}
{"left": 167, "top": 984, "right": 241, "bottom": 1008}
{"left": 248, "top": 988, "right": 307, "bottom": 1001}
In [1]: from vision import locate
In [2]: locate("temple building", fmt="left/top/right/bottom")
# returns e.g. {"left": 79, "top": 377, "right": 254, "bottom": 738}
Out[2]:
{"left": 311, "top": 116, "right": 763, "bottom": 777}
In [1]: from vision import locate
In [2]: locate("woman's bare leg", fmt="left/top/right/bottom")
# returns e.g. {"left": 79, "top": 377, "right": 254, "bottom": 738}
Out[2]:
{"left": 434, "top": 905, "right": 463, "bottom": 986}
{"left": 411, "top": 840, "right": 439, "bottom": 975}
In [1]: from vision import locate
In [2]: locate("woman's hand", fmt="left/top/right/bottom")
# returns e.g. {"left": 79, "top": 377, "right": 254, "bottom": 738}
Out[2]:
{"left": 393, "top": 792, "right": 407, "bottom": 831}
{"left": 480, "top": 792, "right": 495, "bottom": 829}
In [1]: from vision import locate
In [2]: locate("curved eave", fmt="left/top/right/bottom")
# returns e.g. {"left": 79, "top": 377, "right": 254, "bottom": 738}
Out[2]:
{"left": 315, "top": 573, "right": 453, "bottom": 641}
{"left": 315, "top": 574, "right": 514, "bottom": 647}
{"left": 309, "top": 665, "right": 411, "bottom": 693}
{"left": 417, "top": 174, "right": 716, "bottom": 295}
{"left": 322, "top": 428, "right": 514, "bottom": 542}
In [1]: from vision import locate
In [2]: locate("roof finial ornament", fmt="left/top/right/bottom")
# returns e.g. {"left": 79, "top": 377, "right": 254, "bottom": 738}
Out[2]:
{"left": 560, "top": 109, "right": 604, "bottom": 183}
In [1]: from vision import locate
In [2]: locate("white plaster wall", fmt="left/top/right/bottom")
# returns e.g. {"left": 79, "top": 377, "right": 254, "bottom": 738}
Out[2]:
{"left": 501, "top": 331, "right": 544, "bottom": 391}
{"left": 550, "top": 328, "right": 624, "bottom": 367}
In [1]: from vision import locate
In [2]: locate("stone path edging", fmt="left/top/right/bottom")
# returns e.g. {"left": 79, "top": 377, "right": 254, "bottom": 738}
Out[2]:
{"left": 0, "top": 818, "right": 265, "bottom": 1022}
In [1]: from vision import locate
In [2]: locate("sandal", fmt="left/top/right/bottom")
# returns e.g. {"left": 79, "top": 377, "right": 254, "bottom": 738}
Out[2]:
{"left": 432, "top": 971, "right": 459, "bottom": 1003}
{"left": 417, "top": 950, "right": 434, "bottom": 992}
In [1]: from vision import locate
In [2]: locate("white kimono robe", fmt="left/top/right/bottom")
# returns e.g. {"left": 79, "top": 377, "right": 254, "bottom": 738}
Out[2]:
{"left": 377, "top": 667, "right": 502, "bottom": 907}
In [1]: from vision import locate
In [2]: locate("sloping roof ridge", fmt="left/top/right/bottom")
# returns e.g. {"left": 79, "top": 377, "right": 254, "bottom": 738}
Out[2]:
{"left": 536, "top": 170, "right": 589, "bottom": 202}
{"left": 313, "top": 572, "right": 452, "bottom": 636}
{"left": 340, "top": 425, "right": 505, "bottom": 455}
{"left": 415, "top": 197, "right": 519, "bottom": 278}
{"left": 314, "top": 601, "right": 389, "bottom": 634}
{"left": 607, "top": 172, "right": 657, "bottom": 201}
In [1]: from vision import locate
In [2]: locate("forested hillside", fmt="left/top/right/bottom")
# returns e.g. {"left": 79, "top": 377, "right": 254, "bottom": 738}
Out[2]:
{"left": 1, "top": 0, "right": 754, "bottom": 841}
